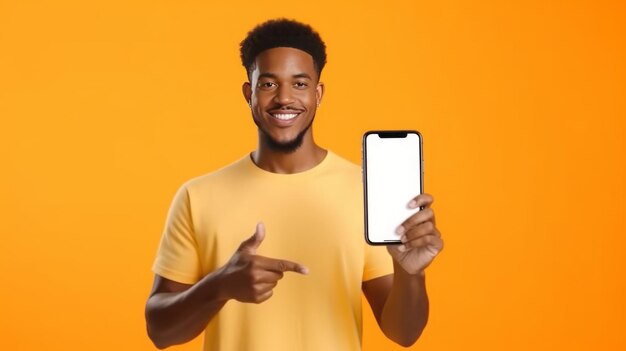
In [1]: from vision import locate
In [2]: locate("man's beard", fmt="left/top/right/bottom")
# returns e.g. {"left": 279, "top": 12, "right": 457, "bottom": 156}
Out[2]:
{"left": 254, "top": 115, "right": 314, "bottom": 154}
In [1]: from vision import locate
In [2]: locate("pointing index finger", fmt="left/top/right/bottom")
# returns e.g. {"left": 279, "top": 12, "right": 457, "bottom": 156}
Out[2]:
{"left": 257, "top": 256, "right": 309, "bottom": 275}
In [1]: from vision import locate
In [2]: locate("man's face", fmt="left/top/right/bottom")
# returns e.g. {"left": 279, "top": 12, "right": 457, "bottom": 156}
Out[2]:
{"left": 244, "top": 47, "right": 324, "bottom": 153}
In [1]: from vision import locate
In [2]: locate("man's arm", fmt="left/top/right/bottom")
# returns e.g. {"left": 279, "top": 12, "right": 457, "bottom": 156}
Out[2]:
{"left": 362, "top": 268, "right": 429, "bottom": 347}
{"left": 145, "top": 223, "right": 307, "bottom": 349}
{"left": 362, "top": 193, "right": 443, "bottom": 347}
{"left": 145, "top": 274, "right": 227, "bottom": 349}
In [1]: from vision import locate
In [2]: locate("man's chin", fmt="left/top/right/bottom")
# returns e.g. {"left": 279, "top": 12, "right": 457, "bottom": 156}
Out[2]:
{"left": 255, "top": 115, "right": 314, "bottom": 154}
{"left": 264, "top": 135, "right": 304, "bottom": 154}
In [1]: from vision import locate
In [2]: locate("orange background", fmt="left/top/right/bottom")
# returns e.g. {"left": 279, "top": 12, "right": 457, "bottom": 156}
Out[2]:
{"left": 1, "top": 1, "right": 625, "bottom": 350}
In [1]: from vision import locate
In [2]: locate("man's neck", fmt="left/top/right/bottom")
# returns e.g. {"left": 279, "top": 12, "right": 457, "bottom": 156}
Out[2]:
{"left": 251, "top": 137, "right": 327, "bottom": 174}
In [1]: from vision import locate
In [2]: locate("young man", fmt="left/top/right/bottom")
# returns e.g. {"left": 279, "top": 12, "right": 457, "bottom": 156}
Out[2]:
{"left": 145, "top": 19, "right": 443, "bottom": 350}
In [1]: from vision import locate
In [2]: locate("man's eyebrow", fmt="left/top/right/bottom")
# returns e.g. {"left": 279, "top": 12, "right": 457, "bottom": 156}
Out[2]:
{"left": 258, "top": 73, "right": 278, "bottom": 79}
{"left": 293, "top": 73, "right": 313, "bottom": 79}
{"left": 257, "top": 72, "right": 313, "bottom": 80}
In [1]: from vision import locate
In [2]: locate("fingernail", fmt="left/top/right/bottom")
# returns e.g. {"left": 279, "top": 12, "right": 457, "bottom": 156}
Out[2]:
{"left": 299, "top": 266, "right": 309, "bottom": 275}
{"left": 395, "top": 226, "right": 405, "bottom": 235}
{"left": 408, "top": 200, "right": 418, "bottom": 208}
{"left": 400, "top": 235, "right": 407, "bottom": 243}
{"left": 398, "top": 245, "right": 406, "bottom": 252}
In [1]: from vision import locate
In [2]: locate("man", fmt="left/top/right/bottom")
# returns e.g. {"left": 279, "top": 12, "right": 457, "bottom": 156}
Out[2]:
{"left": 145, "top": 19, "right": 443, "bottom": 350}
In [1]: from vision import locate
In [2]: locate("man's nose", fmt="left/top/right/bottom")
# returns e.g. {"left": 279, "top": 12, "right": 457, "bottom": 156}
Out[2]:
{"left": 273, "top": 85, "right": 295, "bottom": 105}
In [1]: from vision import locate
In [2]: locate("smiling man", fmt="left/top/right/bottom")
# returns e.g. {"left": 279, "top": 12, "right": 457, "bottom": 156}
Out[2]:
{"left": 145, "top": 19, "right": 443, "bottom": 351}
{"left": 245, "top": 45, "right": 325, "bottom": 165}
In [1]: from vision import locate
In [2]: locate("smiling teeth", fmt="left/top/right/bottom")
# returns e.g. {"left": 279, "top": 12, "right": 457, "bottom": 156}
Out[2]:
{"left": 272, "top": 113, "right": 298, "bottom": 120}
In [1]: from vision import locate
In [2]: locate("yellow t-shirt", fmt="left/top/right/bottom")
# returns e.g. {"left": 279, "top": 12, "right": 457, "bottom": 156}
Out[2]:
{"left": 152, "top": 151, "right": 394, "bottom": 351}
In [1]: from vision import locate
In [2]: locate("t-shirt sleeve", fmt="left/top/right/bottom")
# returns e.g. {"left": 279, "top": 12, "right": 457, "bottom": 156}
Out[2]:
{"left": 362, "top": 242, "right": 394, "bottom": 281}
{"left": 152, "top": 185, "right": 202, "bottom": 285}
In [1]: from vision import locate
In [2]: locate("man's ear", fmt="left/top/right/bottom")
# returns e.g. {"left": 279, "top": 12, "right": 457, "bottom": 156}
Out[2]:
{"left": 242, "top": 82, "right": 252, "bottom": 105}
{"left": 316, "top": 82, "right": 325, "bottom": 106}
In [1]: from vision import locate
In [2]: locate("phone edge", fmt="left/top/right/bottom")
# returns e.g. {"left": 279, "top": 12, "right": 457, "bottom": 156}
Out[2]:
{"left": 362, "top": 130, "right": 423, "bottom": 246}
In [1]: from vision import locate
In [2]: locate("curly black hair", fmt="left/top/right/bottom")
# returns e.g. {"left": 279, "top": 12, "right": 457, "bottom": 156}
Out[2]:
{"left": 240, "top": 18, "right": 327, "bottom": 81}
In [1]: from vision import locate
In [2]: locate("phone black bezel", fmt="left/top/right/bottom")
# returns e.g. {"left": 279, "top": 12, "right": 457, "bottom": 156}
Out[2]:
{"left": 362, "top": 130, "right": 424, "bottom": 246}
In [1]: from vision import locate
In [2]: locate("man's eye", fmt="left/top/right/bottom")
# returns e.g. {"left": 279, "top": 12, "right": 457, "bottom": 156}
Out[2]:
{"left": 294, "top": 82, "right": 308, "bottom": 88}
{"left": 259, "top": 82, "right": 276, "bottom": 89}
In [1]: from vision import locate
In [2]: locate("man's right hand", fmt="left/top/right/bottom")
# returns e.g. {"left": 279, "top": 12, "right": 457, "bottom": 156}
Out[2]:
{"left": 146, "top": 222, "right": 306, "bottom": 348}
{"left": 217, "top": 222, "right": 308, "bottom": 304}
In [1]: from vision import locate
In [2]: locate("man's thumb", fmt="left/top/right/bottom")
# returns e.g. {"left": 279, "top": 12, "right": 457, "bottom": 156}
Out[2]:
{"left": 238, "top": 222, "right": 265, "bottom": 253}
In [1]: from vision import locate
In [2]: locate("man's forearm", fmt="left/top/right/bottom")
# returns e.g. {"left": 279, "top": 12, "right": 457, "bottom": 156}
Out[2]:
{"left": 380, "top": 261, "right": 429, "bottom": 347}
{"left": 145, "top": 271, "right": 228, "bottom": 349}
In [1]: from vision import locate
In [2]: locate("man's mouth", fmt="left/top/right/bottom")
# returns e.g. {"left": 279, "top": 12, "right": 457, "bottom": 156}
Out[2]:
{"left": 271, "top": 112, "right": 300, "bottom": 121}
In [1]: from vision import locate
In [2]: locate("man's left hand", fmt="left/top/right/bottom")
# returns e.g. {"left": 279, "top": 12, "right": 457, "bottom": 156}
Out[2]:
{"left": 388, "top": 193, "right": 444, "bottom": 275}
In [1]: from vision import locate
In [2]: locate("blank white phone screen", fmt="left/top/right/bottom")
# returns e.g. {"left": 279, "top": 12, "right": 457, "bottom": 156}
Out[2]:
{"left": 365, "top": 133, "right": 422, "bottom": 244}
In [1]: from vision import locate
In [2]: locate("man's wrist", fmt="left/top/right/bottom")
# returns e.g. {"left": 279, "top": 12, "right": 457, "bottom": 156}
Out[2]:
{"left": 393, "top": 260, "right": 426, "bottom": 280}
{"left": 192, "top": 267, "right": 231, "bottom": 304}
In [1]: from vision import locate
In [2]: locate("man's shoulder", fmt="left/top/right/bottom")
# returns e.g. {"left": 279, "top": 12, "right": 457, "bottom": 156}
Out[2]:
{"left": 326, "top": 150, "right": 361, "bottom": 177}
{"left": 178, "top": 150, "right": 362, "bottom": 193}
{"left": 181, "top": 154, "right": 250, "bottom": 193}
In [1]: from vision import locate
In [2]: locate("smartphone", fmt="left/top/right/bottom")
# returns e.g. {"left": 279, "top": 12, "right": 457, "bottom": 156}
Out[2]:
{"left": 363, "top": 130, "right": 423, "bottom": 245}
